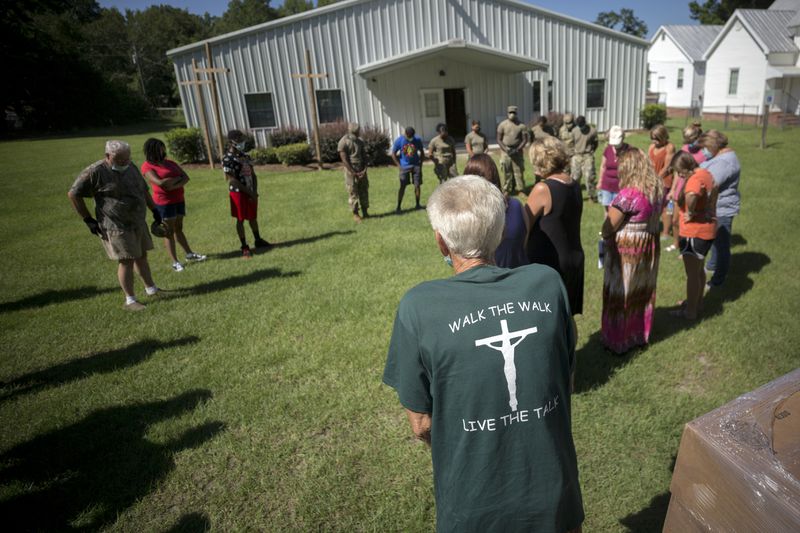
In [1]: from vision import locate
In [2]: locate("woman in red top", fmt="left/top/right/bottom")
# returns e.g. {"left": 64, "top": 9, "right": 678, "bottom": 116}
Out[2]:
{"left": 141, "top": 138, "right": 206, "bottom": 271}
{"left": 670, "top": 152, "right": 718, "bottom": 320}
{"left": 648, "top": 124, "right": 676, "bottom": 242}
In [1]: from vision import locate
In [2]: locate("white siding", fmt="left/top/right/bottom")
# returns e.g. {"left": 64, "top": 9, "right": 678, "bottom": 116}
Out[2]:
{"left": 704, "top": 19, "right": 768, "bottom": 113}
{"left": 647, "top": 31, "right": 696, "bottom": 108}
{"left": 170, "top": 0, "right": 647, "bottom": 148}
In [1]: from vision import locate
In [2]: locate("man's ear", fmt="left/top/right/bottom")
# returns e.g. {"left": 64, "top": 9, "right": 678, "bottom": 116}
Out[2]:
{"left": 435, "top": 231, "right": 449, "bottom": 257}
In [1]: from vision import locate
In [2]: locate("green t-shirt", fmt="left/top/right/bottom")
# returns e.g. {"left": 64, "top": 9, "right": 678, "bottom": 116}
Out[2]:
{"left": 465, "top": 131, "right": 487, "bottom": 155}
{"left": 428, "top": 135, "right": 456, "bottom": 165}
{"left": 383, "top": 264, "right": 584, "bottom": 533}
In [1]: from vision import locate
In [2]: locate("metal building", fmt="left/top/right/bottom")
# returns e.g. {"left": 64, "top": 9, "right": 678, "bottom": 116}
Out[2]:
{"left": 167, "top": 0, "right": 648, "bottom": 149}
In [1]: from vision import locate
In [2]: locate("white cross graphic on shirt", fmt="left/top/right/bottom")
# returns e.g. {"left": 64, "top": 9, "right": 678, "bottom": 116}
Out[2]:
{"left": 474, "top": 320, "right": 538, "bottom": 412}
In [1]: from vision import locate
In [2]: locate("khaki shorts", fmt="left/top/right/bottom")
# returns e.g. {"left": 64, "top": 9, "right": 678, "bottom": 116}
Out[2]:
{"left": 101, "top": 222, "right": 154, "bottom": 260}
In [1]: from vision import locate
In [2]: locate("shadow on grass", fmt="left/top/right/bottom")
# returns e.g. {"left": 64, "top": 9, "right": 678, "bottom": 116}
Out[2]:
{"left": 0, "top": 336, "right": 200, "bottom": 402}
{"left": 0, "top": 389, "right": 224, "bottom": 531}
{"left": 730, "top": 233, "right": 747, "bottom": 247}
{"left": 208, "top": 230, "right": 355, "bottom": 260}
{"left": 0, "top": 286, "right": 116, "bottom": 314}
{"left": 166, "top": 268, "right": 300, "bottom": 298}
{"left": 165, "top": 512, "right": 212, "bottom": 532}
{"left": 650, "top": 251, "right": 770, "bottom": 345}
{"left": 619, "top": 492, "right": 672, "bottom": 532}
{"left": 573, "top": 331, "right": 643, "bottom": 393}
{"left": 367, "top": 206, "right": 425, "bottom": 219}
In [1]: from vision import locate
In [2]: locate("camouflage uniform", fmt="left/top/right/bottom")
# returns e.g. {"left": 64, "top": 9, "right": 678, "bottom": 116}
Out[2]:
{"left": 428, "top": 135, "right": 457, "bottom": 183}
{"left": 559, "top": 115, "right": 575, "bottom": 174}
{"left": 571, "top": 125, "right": 599, "bottom": 199}
{"left": 337, "top": 132, "right": 368, "bottom": 214}
{"left": 464, "top": 131, "right": 488, "bottom": 156}
{"left": 497, "top": 115, "right": 528, "bottom": 194}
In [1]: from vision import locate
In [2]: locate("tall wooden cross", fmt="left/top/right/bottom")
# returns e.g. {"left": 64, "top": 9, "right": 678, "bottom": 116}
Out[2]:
{"left": 178, "top": 56, "right": 230, "bottom": 169}
{"left": 292, "top": 49, "right": 328, "bottom": 170}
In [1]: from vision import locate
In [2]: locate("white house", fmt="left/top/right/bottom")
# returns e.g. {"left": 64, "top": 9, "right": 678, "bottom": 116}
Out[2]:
{"left": 702, "top": 0, "right": 800, "bottom": 124}
{"left": 647, "top": 25, "right": 722, "bottom": 115}
{"left": 167, "top": 0, "right": 648, "bottom": 151}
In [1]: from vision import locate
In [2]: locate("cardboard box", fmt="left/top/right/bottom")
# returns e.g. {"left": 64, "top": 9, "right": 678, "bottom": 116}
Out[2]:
{"left": 664, "top": 368, "right": 800, "bottom": 532}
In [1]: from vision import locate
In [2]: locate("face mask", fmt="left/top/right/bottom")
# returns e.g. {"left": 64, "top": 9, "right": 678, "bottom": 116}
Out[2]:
{"left": 443, "top": 255, "right": 453, "bottom": 268}
{"left": 111, "top": 164, "right": 129, "bottom": 172}
{"left": 236, "top": 142, "right": 247, "bottom": 151}
{"left": 702, "top": 148, "right": 713, "bottom": 160}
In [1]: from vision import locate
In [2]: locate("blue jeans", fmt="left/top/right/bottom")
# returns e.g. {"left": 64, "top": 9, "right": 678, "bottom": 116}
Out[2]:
{"left": 707, "top": 215, "right": 733, "bottom": 286}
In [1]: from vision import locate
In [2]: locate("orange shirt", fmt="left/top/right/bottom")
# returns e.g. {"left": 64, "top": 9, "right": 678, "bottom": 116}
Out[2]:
{"left": 679, "top": 168, "right": 716, "bottom": 240}
{"left": 649, "top": 143, "right": 674, "bottom": 188}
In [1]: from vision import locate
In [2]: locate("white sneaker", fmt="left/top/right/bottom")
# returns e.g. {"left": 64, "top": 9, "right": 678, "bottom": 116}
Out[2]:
{"left": 597, "top": 259, "right": 603, "bottom": 269}
{"left": 172, "top": 262, "right": 185, "bottom": 272}
{"left": 186, "top": 252, "right": 207, "bottom": 262}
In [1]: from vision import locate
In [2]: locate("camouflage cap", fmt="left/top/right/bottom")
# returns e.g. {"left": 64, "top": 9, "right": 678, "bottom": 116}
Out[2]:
{"left": 507, "top": 105, "right": 518, "bottom": 113}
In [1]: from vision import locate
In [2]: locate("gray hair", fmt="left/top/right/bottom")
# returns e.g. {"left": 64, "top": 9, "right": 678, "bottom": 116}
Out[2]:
{"left": 105, "top": 140, "right": 130, "bottom": 156}
{"left": 427, "top": 175, "right": 506, "bottom": 259}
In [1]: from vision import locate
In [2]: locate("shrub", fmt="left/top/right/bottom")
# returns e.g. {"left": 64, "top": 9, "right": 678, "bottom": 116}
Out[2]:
{"left": 275, "top": 143, "right": 312, "bottom": 166}
{"left": 250, "top": 147, "right": 279, "bottom": 165}
{"left": 242, "top": 130, "right": 256, "bottom": 152}
{"left": 361, "top": 126, "right": 391, "bottom": 166}
{"left": 269, "top": 126, "right": 307, "bottom": 147}
{"left": 641, "top": 104, "right": 667, "bottom": 130}
{"left": 165, "top": 127, "right": 206, "bottom": 163}
{"left": 317, "top": 120, "right": 348, "bottom": 163}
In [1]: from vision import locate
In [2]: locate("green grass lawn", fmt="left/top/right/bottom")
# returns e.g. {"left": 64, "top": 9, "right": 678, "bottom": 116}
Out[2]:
{"left": 0, "top": 119, "right": 798, "bottom": 531}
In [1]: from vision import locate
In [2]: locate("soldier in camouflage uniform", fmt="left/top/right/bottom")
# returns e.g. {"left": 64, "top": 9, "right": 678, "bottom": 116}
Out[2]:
{"left": 496, "top": 105, "right": 530, "bottom": 195}
{"left": 337, "top": 122, "right": 369, "bottom": 222}
{"left": 571, "top": 116, "right": 599, "bottom": 201}
{"left": 559, "top": 113, "right": 576, "bottom": 174}
{"left": 428, "top": 124, "right": 458, "bottom": 184}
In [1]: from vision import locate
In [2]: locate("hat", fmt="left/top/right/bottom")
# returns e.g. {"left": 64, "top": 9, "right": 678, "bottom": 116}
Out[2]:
{"left": 507, "top": 105, "right": 518, "bottom": 114}
{"left": 608, "top": 126, "right": 624, "bottom": 146}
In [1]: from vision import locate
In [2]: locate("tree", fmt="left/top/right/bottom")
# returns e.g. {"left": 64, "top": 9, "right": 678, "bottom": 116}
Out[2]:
{"left": 280, "top": 0, "right": 314, "bottom": 16}
{"left": 126, "top": 5, "right": 213, "bottom": 106}
{"left": 595, "top": 9, "right": 648, "bottom": 38}
{"left": 317, "top": 0, "right": 341, "bottom": 5}
{"left": 688, "top": 0, "right": 772, "bottom": 25}
{"left": 213, "top": 0, "right": 278, "bottom": 35}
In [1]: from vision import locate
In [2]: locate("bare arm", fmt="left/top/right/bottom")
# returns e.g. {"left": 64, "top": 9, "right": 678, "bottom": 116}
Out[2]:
{"left": 601, "top": 205, "right": 626, "bottom": 239}
{"left": 524, "top": 181, "right": 551, "bottom": 230}
{"left": 405, "top": 409, "right": 432, "bottom": 446}
{"left": 496, "top": 128, "right": 508, "bottom": 153}
{"left": 144, "top": 169, "right": 185, "bottom": 191}
{"left": 600, "top": 154, "right": 607, "bottom": 179}
{"left": 659, "top": 145, "right": 676, "bottom": 180}
{"left": 68, "top": 191, "right": 92, "bottom": 219}
{"left": 391, "top": 152, "right": 400, "bottom": 167}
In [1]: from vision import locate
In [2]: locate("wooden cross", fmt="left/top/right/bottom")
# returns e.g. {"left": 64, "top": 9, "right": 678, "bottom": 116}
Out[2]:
{"left": 178, "top": 55, "right": 230, "bottom": 169}
{"left": 292, "top": 49, "right": 328, "bottom": 170}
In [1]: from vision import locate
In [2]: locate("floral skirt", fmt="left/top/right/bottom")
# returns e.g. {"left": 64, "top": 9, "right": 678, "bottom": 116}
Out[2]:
{"left": 601, "top": 223, "right": 660, "bottom": 354}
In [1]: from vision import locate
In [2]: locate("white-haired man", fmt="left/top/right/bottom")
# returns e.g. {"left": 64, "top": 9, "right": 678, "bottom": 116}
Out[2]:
{"left": 68, "top": 140, "right": 162, "bottom": 311}
{"left": 383, "top": 175, "right": 584, "bottom": 533}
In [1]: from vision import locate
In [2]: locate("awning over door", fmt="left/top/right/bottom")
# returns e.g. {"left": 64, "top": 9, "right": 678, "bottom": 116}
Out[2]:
{"left": 356, "top": 39, "right": 548, "bottom": 77}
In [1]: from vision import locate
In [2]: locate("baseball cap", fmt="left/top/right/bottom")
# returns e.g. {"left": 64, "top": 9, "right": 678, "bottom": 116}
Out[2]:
{"left": 507, "top": 105, "right": 518, "bottom": 114}
{"left": 608, "top": 126, "right": 624, "bottom": 146}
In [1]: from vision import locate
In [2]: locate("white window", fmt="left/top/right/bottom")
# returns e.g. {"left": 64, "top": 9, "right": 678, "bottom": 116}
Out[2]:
{"left": 424, "top": 92, "right": 440, "bottom": 117}
{"left": 728, "top": 69, "right": 739, "bottom": 96}
{"left": 244, "top": 93, "right": 276, "bottom": 128}
{"left": 677, "top": 68, "right": 684, "bottom": 89}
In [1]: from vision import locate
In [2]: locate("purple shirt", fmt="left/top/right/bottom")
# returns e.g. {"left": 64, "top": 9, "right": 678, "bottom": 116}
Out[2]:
{"left": 599, "top": 144, "right": 628, "bottom": 193}
{"left": 682, "top": 144, "right": 707, "bottom": 164}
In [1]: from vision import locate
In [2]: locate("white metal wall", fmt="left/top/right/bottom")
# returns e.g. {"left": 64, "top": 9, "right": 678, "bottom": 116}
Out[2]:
{"left": 704, "top": 20, "right": 767, "bottom": 112}
{"left": 169, "top": 0, "right": 648, "bottom": 147}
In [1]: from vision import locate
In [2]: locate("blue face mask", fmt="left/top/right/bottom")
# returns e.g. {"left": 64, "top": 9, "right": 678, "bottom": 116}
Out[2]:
{"left": 702, "top": 148, "right": 714, "bottom": 160}
{"left": 236, "top": 142, "right": 247, "bottom": 152}
{"left": 443, "top": 255, "right": 453, "bottom": 268}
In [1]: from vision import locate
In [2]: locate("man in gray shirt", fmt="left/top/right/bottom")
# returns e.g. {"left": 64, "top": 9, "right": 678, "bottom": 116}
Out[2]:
{"left": 68, "top": 140, "right": 162, "bottom": 311}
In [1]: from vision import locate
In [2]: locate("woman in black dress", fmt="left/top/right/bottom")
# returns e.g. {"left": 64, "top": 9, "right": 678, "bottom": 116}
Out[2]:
{"left": 526, "top": 137, "right": 585, "bottom": 315}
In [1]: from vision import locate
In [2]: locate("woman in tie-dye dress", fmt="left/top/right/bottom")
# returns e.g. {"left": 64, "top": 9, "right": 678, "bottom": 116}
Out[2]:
{"left": 600, "top": 148, "right": 664, "bottom": 354}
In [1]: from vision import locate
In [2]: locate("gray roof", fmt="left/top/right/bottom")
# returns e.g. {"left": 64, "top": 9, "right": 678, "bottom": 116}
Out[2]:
{"left": 660, "top": 25, "right": 723, "bottom": 61}
{"left": 789, "top": 10, "right": 800, "bottom": 27}
{"left": 738, "top": 9, "right": 798, "bottom": 53}
{"left": 769, "top": 0, "right": 800, "bottom": 11}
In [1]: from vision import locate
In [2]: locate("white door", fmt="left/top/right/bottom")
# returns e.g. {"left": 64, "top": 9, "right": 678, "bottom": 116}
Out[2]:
{"left": 420, "top": 89, "right": 445, "bottom": 141}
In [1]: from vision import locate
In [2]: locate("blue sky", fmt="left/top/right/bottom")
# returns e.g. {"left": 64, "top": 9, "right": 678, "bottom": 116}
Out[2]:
{"left": 98, "top": 0, "right": 696, "bottom": 39}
